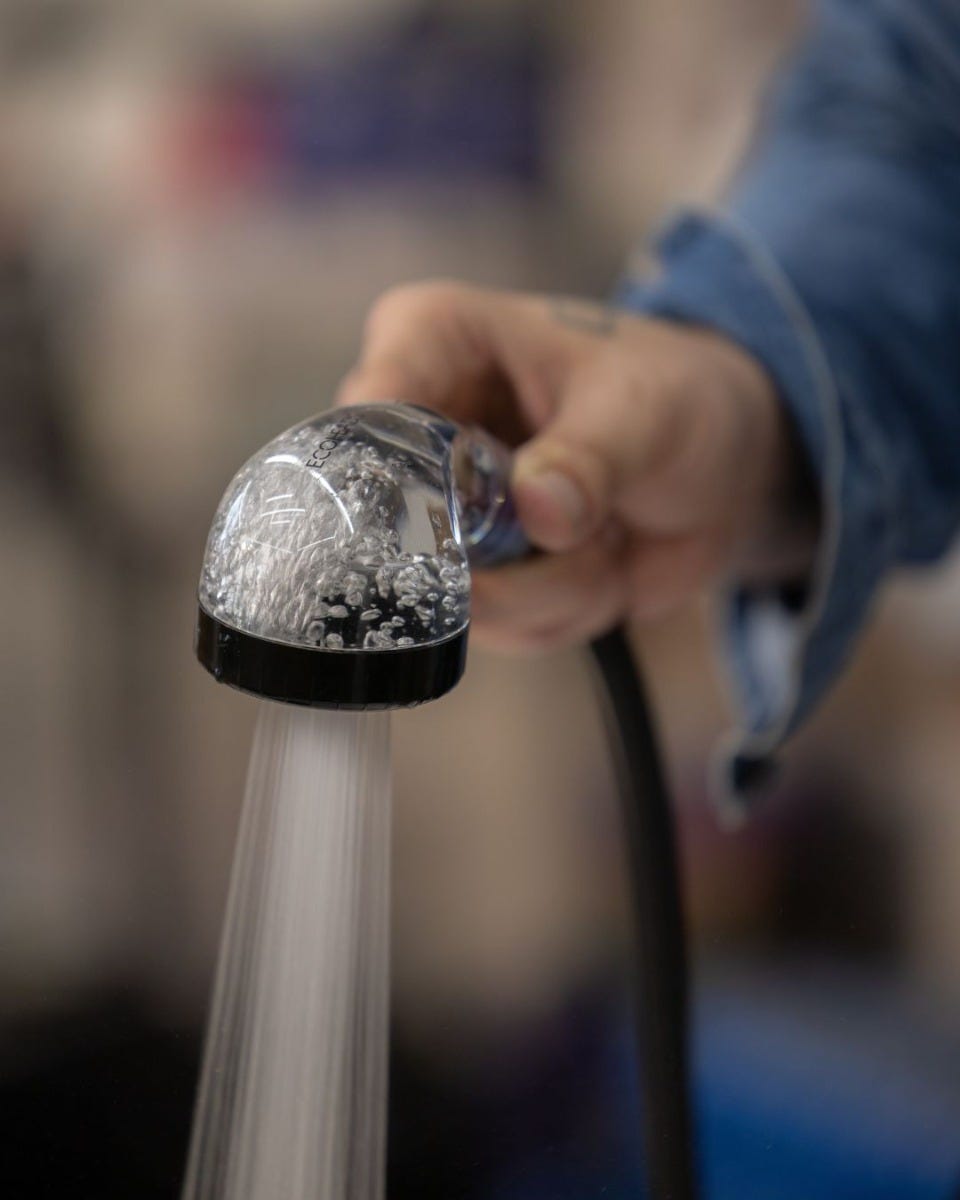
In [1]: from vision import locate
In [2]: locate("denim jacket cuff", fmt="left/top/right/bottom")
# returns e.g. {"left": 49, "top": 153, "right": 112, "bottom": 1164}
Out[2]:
{"left": 618, "top": 209, "right": 897, "bottom": 819}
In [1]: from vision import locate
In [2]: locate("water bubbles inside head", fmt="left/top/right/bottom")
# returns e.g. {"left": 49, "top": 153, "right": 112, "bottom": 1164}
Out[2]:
{"left": 199, "top": 406, "right": 471, "bottom": 652}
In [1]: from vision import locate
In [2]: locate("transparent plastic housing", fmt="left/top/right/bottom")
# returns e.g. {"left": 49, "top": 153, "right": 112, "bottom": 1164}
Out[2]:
{"left": 199, "top": 406, "right": 471, "bottom": 652}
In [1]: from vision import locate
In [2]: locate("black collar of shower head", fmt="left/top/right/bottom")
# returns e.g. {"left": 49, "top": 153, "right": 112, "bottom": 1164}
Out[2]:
{"left": 195, "top": 607, "right": 467, "bottom": 710}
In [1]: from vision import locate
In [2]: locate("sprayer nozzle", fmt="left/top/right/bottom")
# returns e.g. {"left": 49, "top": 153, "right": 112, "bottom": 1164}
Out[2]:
{"left": 195, "top": 403, "right": 524, "bottom": 709}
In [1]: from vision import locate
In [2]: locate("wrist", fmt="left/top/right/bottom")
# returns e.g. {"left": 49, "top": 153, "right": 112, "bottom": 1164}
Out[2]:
{"left": 685, "top": 327, "right": 821, "bottom": 583}
{"left": 726, "top": 342, "right": 821, "bottom": 583}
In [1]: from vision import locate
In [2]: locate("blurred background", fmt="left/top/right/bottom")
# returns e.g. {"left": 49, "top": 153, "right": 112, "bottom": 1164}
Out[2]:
{"left": 3, "top": 0, "right": 960, "bottom": 1196}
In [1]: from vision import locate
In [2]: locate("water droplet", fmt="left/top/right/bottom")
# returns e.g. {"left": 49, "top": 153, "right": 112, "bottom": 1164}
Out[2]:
{"left": 324, "top": 632, "right": 344, "bottom": 649}
{"left": 360, "top": 608, "right": 381, "bottom": 621}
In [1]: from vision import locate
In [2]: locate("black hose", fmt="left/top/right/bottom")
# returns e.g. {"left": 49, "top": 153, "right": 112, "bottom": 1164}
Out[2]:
{"left": 590, "top": 627, "right": 698, "bottom": 1200}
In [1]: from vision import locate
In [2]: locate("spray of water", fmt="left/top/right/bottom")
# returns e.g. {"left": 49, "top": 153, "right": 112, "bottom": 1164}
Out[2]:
{"left": 182, "top": 703, "right": 392, "bottom": 1200}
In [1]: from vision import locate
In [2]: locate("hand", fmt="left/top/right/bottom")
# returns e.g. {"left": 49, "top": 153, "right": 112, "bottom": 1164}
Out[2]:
{"left": 337, "top": 282, "right": 817, "bottom": 653}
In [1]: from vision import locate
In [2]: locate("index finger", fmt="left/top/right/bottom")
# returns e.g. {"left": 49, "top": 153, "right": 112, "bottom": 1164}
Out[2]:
{"left": 335, "top": 281, "right": 544, "bottom": 445}
{"left": 335, "top": 281, "right": 494, "bottom": 415}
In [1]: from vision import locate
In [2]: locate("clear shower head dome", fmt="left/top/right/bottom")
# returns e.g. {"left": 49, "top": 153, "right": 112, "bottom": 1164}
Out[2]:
{"left": 199, "top": 405, "right": 470, "bottom": 655}
{"left": 196, "top": 402, "right": 524, "bottom": 709}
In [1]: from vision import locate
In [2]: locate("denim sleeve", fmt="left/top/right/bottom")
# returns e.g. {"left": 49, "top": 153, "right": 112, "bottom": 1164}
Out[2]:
{"left": 618, "top": 0, "right": 960, "bottom": 811}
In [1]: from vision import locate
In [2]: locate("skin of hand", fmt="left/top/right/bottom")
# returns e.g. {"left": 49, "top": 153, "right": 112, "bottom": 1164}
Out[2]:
{"left": 337, "top": 281, "right": 818, "bottom": 654}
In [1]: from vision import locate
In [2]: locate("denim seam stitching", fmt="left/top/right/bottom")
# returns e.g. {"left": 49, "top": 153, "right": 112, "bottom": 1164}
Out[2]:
{"left": 697, "top": 207, "right": 846, "bottom": 760}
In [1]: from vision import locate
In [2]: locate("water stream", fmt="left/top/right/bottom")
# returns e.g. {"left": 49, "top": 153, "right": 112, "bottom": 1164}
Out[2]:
{"left": 182, "top": 703, "right": 392, "bottom": 1200}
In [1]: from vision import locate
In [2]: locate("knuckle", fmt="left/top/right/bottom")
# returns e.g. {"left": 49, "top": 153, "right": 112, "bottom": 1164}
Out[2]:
{"left": 363, "top": 285, "right": 413, "bottom": 342}
{"left": 364, "top": 279, "right": 470, "bottom": 344}
{"left": 334, "top": 366, "right": 369, "bottom": 405}
{"left": 522, "top": 625, "right": 571, "bottom": 655}
{"left": 337, "top": 363, "right": 409, "bottom": 407}
{"left": 472, "top": 622, "right": 560, "bottom": 657}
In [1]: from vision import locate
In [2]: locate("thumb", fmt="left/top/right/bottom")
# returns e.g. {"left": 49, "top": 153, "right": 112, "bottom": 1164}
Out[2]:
{"left": 511, "top": 443, "right": 604, "bottom": 554}
{"left": 511, "top": 361, "right": 669, "bottom": 553}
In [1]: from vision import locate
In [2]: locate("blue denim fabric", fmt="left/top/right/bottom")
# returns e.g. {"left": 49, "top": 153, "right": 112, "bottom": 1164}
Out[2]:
{"left": 619, "top": 0, "right": 960, "bottom": 808}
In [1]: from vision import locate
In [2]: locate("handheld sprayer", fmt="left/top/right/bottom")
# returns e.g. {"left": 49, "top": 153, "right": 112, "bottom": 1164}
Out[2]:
{"left": 195, "top": 402, "right": 697, "bottom": 1199}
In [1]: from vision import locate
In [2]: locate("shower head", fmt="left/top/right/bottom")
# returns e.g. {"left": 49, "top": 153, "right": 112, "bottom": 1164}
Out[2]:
{"left": 196, "top": 403, "right": 526, "bottom": 709}
{"left": 195, "top": 405, "right": 699, "bottom": 1200}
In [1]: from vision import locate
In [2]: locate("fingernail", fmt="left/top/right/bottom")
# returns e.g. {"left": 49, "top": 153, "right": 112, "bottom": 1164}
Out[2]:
{"left": 518, "top": 468, "right": 588, "bottom": 531}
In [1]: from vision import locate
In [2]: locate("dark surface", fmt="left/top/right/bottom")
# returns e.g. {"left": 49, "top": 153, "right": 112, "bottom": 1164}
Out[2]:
{"left": 0, "top": 991, "right": 628, "bottom": 1200}
{"left": 4, "top": 975, "right": 959, "bottom": 1199}
{"left": 0, "top": 998, "right": 200, "bottom": 1200}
